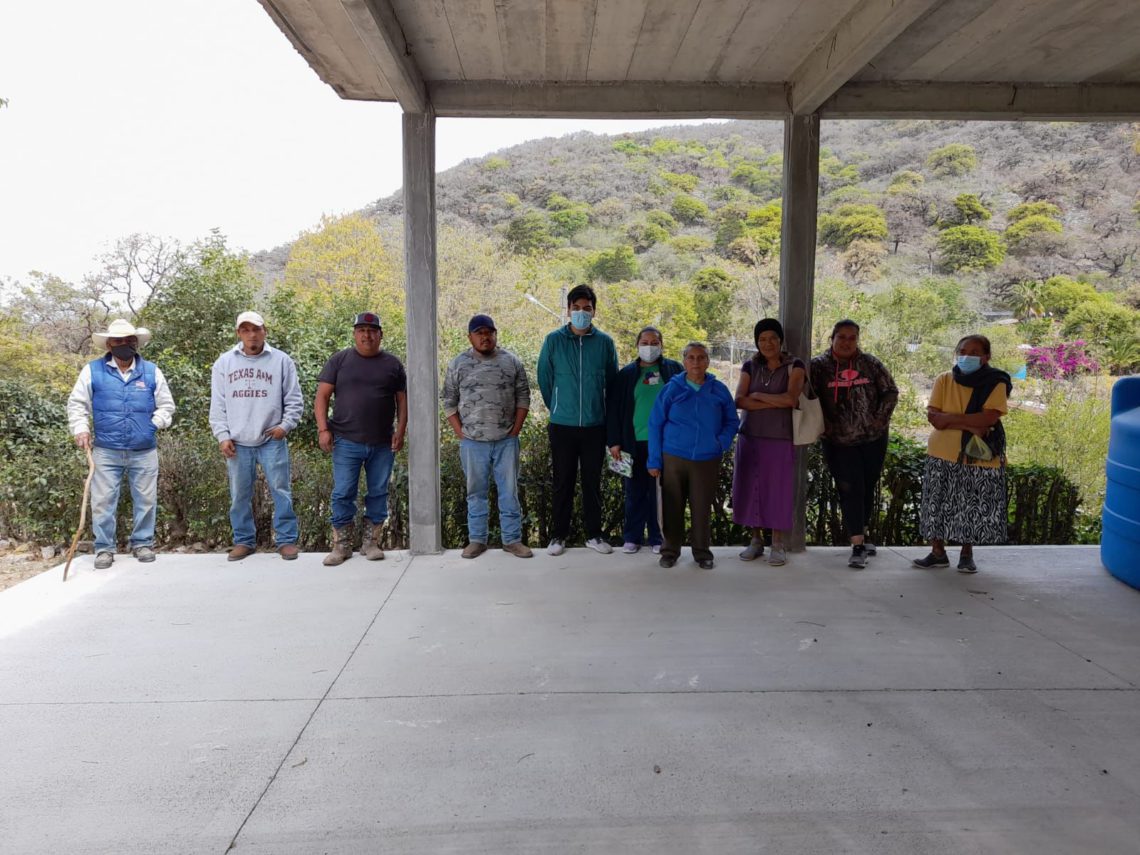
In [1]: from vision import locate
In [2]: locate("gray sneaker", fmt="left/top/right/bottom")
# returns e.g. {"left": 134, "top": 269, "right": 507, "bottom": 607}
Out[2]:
{"left": 767, "top": 546, "right": 787, "bottom": 566}
{"left": 585, "top": 538, "right": 613, "bottom": 554}
{"left": 94, "top": 551, "right": 113, "bottom": 570}
{"left": 738, "top": 539, "right": 765, "bottom": 561}
{"left": 132, "top": 546, "right": 156, "bottom": 563}
{"left": 864, "top": 542, "right": 877, "bottom": 557}
{"left": 546, "top": 539, "right": 565, "bottom": 556}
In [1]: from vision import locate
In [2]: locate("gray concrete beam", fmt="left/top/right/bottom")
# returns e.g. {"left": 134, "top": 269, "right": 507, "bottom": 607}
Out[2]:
{"left": 778, "top": 114, "right": 821, "bottom": 553}
{"left": 403, "top": 111, "right": 441, "bottom": 554}
{"left": 340, "top": 0, "right": 429, "bottom": 112}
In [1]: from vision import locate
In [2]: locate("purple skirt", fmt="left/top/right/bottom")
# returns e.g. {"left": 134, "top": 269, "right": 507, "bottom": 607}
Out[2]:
{"left": 732, "top": 435, "right": 795, "bottom": 530}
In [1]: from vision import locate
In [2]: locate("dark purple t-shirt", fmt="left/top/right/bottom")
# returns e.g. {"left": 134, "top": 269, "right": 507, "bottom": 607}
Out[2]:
{"left": 318, "top": 348, "right": 407, "bottom": 445}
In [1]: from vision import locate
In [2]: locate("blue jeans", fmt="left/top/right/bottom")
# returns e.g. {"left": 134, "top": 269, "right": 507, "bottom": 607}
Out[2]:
{"left": 623, "top": 440, "right": 662, "bottom": 546}
{"left": 331, "top": 437, "right": 395, "bottom": 528}
{"left": 226, "top": 439, "right": 298, "bottom": 547}
{"left": 459, "top": 436, "right": 522, "bottom": 545}
{"left": 90, "top": 446, "right": 158, "bottom": 554}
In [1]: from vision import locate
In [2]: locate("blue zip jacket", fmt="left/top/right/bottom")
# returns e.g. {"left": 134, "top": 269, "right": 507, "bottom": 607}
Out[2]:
{"left": 90, "top": 356, "right": 158, "bottom": 450}
{"left": 537, "top": 323, "right": 619, "bottom": 427}
{"left": 647, "top": 372, "right": 738, "bottom": 470}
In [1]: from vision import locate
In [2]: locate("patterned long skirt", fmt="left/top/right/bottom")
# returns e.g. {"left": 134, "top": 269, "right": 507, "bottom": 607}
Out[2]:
{"left": 919, "top": 456, "right": 1007, "bottom": 544}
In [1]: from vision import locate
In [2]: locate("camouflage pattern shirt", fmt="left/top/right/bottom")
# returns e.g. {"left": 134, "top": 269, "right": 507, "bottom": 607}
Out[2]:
{"left": 441, "top": 348, "right": 531, "bottom": 442}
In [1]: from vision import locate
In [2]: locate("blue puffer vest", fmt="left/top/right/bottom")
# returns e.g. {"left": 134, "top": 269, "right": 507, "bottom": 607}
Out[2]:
{"left": 90, "top": 356, "right": 158, "bottom": 450}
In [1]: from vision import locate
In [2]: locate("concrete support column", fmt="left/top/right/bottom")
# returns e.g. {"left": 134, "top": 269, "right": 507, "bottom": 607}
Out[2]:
{"left": 778, "top": 113, "right": 821, "bottom": 552}
{"left": 402, "top": 111, "right": 441, "bottom": 554}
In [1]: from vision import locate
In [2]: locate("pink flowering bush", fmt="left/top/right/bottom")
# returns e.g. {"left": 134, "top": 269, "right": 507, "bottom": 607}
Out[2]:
{"left": 1025, "top": 340, "right": 1100, "bottom": 380}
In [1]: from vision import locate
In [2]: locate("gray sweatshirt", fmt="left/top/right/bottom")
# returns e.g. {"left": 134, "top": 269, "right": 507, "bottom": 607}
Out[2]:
{"left": 209, "top": 343, "right": 304, "bottom": 446}
{"left": 441, "top": 347, "right": 531, "bottom": 441}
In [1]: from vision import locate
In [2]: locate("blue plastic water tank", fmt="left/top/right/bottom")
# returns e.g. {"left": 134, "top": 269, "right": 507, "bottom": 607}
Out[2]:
{"left": 1103, "top": 376, "right": 1140, "bottom": 589}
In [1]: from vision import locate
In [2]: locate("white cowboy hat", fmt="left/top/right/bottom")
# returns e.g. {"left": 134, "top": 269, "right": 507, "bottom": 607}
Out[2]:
{"left": 92, "top": 318, "right": 152, "bottom": 348}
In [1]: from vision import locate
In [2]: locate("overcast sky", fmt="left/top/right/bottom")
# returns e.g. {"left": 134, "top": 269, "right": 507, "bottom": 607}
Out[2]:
{"left": 0, "top": 0, "right": 711, "bottom": 284}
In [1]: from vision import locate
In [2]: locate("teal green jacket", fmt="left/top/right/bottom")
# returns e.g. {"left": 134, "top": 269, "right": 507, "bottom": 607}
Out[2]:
{"left": 537, "top": 324, "right": 619, "bottom": 427}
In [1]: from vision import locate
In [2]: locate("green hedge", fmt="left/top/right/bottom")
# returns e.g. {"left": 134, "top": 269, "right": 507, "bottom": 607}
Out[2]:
{"left": 0, "top": 380, "right": 1084, "bottom": 549}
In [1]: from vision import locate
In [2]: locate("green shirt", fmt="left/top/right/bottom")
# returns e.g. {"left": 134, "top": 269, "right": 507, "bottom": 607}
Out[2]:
{"left": 632, "top": 364, "right": 666, "bottom": 441}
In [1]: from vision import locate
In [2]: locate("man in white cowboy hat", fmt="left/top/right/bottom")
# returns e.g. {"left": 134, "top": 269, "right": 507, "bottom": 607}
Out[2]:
{"left": 66, "top": 319, "right": 176, "bottom": 569}
{"left": 209, "top": 311, "right": 303, "bottom": 561}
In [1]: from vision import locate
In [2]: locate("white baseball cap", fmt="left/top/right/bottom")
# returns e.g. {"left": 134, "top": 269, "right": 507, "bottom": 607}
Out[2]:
{"left": 235, "top": 311, "right": 265, "bottom": 329}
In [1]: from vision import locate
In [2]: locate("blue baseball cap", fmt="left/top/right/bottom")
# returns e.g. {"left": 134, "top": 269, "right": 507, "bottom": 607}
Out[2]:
{"left": 468, "top": 314, "right": 497, "bottom": 333}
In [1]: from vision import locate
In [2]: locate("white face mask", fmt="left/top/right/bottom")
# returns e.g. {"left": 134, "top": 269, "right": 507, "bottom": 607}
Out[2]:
{"left": 638, "top": 344, "right": 662, "bottom": 363}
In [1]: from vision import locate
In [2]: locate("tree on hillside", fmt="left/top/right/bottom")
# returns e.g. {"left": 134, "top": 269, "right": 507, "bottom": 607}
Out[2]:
{"left": 883, "top": 191, "right": 933, "bottom": 254}
{"left": 943, "top": 193, "right": 992, "bottom": 227}
{"left": 841, "top": 240, "right": 887, "bottom": 284}
{"left": 588, "top": 245, "right": 639, "bottom": 283}
{"left": 1005, "top": 215, "right": 1063, "bottom": 249}
{"left": 1040, "top": 275, "right": 1104, "bottom": 317}
{"left": 926, "top": 143, "right": 977, "bottom": 178}
{"left": 887, "top": 170, "right": 925, "bottom": 194}
{"left": 504, "top": 211, "right": 557, "bottom": 255}
{"left": 818, "top": 204, "right": 888, "bottom": 249}
{"left": 1007, "top": 201, "right": 1062, "bottom": 224}
{"left": 285, "top": 213, "right": 399, "bottom": 301}
{"left": 691, "top": 267, "right": 735, "bottom": 340}
{"left": 670, "top": 193, "right": 709, "bottom": 224}
{"left": 1007, "top": 279, "right": 1046, "bottom": 320}
{"left": 1061, "top": 300, "right": 1138, "bottom": 343}
{"left": 936, "top": 225, "right": 1004, "bottom": 271}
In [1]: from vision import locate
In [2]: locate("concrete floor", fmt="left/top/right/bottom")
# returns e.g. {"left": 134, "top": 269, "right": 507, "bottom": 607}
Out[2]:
{"left": 1, "top": 545, "right": 1137, "bottom": 854}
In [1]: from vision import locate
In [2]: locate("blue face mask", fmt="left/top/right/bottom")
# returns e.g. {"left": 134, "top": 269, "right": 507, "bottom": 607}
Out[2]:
{"left": 570, "top": 309, "right": 593, "bottom": 329}
{"left": 956, "top": 355, "right": 982, "bottom": 374}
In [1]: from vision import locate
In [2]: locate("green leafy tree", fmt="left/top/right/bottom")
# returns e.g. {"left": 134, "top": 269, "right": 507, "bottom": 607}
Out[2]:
{"left": 645, "top": 210, "right": 679, "bottom": 233}
{"left": 926, "top": 143, "right": 977, "bottom": 177}
{"left": 548, "top": 206, "right": 591, "bottom": 239}
{"left": 588, "top": 245, "right": 639, "bottom": 283}
{"left": 841, "top": 240, "right": 887, "bottom": 283}
{"left": 945, "top": 193, "right": 992, "bottom": 226}
{"left": 1005, "top": 214, "right": 1063, "bottom": 247}
{"left": 504, "top": 211, "right": 557, "bottom": 255}
{"left": 1061, "top": 300, "right": 1139, "bottom": 342}
{"left": 139, "top": 233, "right": 257, "bottom": 427}
{"left": 626, "top": 221, "right": 670, "bottom": 252}
{"left": 597, "top": 282, "right": 704, "bottom": 359}
{"left": 659, "top": 171, "right": 699, "bottom": 193}
{"left": 670, "top": 193, "right": 709, "bottom": 225}
{"left": 1007, "top": 201, "right": 1062, "bottom": 224}
{"left": 936, "top": 225, "right": 1004, "bottom": 271}
{"left": 691, "top": 267, "right": 735, "bottom": 340}
{"left": 887, "top": 170, "right": 925, "bottom": 194}
{"left": 1040, "top": 275, "right": 1104, "bottom": 317}
{"left": 818, "top": 204, "right": 888, "bottom": 249}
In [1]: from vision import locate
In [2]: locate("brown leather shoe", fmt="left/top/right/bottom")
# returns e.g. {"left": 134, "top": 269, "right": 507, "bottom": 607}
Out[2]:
{"left": 228, "top": 544, "right": 255, "bottom": 562}
{"left": 502, "top": 542, "right": 533, "bottom": 558}
{"left": 278, "top": 544, "right": 299, "bottom": 561}
{"left": 461, "top": 541, "right": 488, "bottom": 559}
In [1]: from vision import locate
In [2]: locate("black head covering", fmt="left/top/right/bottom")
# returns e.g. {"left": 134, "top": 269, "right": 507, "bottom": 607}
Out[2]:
{"left": 753, "top": 318, "right": 784, "bottom": 346}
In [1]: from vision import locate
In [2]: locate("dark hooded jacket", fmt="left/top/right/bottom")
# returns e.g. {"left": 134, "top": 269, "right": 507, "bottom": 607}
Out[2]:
{"left": 809, "top": 349, "right": 898, "bottom": 446}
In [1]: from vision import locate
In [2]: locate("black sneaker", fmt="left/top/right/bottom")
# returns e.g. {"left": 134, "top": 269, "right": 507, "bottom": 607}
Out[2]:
{"left": 864, "top": 542, "right": 877, "bottom": 557}
{"left": 659, "top": 556, "right": 676, "bottom": 568}
{"left": 913, "top": 551, "right": 950, "bottom": 568}
{"left": 848, "top": 545, "right": 867, "bottom": 569}
{"left": 957, "top": 555, "right": 978, "bottom": 574}
{"left": 697, "top": 558, "right": 715, "bottom": 570}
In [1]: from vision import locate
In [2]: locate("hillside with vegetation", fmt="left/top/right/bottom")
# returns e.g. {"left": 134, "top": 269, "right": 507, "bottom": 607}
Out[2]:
{"left": 2, "top": 120, "right": 1138, "bottom": 550}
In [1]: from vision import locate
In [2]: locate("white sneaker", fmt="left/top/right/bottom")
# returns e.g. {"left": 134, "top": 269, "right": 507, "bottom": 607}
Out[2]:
{"left": 651, "top": 544, "right": 661, "bottom": 554}
{"left": 622, "top": 542, "right": 640, "bottom": 554}
{"left": 586, "top": 538, "right": 613, "bottom": 554}
{"left": 547, "top": 539, "right": 565, "bottom": 556}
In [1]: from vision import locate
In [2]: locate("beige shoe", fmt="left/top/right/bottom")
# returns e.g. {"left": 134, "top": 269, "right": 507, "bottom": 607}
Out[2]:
{"left": 462, "top": 541, "right": 488, "bottom": 559}
{"left": 323, "top": 524, "right": 354, "bottom": 566}
{"left": 502, "top": 542, "right": 533, "bottom": 558}
{"left": 361, "top": 522, "right": 386, "bottom": 561}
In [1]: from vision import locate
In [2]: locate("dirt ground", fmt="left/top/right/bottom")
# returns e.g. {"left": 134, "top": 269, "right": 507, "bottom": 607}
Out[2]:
{"left": 0, "top": 542, "right": 65, "bottom": 593}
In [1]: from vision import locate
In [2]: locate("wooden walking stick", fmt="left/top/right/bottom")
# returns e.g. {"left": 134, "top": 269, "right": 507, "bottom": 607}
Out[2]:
{"left": 62, "top": 445, "right": 95, "bottom": 582}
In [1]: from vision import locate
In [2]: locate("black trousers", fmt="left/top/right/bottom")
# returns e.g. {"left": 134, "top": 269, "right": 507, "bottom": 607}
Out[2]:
{"left": 549, "top": 423, "right": 607, "bottom": 541}
{"left": 822, "top": 435, "right": 889, "bottom": 538}
{"left": 660, "top": 453, "right": 720, "bottom": 563}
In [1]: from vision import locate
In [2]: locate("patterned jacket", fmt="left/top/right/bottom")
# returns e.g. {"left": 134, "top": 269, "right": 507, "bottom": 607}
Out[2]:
{"left": 809, "top": 349, "right": 898, "bottom": 446}
{"left": 441, "top": 348, "right": 531, "bottom": 442}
